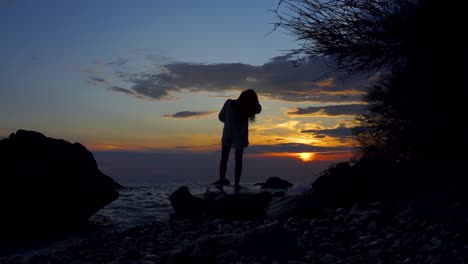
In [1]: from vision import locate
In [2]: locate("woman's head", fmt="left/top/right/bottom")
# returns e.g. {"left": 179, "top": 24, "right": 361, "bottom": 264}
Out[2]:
{"left": 237, "top": 89, "right": 259, "bottom": 122}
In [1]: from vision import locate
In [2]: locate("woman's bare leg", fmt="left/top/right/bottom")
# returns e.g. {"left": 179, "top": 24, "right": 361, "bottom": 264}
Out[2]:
{"left": 219, "top": 144, "right": 231, "bottom": 182}
{"left": 234, "top": 147, "right": 244, "bottom": 190}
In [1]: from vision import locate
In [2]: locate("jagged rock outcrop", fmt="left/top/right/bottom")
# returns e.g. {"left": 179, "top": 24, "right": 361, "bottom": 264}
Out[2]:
{"left": 0, "top": 130, "right": 122, "bottom": 241}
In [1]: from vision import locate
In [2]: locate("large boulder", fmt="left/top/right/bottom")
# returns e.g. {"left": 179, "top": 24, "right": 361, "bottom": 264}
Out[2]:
{"left": 0, "top": 130, "right": 122, "bottom": 241}
{"left": 169, "top": 186, "right": 205, "bottom": 217}
{"left": 169, "top": 187, "right": 272, "bottom": 219}
{"left": 204, "top": 191, "right": 272, "bottom": 218}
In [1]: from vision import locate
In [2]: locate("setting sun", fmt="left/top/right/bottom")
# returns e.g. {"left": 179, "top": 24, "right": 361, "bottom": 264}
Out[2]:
{"left": 297, "top": 152, "right": 315, "bottom": 162}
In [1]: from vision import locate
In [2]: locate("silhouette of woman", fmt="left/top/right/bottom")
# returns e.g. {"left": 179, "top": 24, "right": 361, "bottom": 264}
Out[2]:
{"left": 213, "top": 89, "right": 261, "bottom": 191}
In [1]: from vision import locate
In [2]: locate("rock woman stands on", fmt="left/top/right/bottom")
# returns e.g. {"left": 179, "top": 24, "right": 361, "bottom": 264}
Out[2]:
{"left": 214, "top": 89, "right": 261, "bottom": 191}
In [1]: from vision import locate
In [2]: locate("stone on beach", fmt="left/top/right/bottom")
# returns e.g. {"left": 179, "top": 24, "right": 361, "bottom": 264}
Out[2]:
{"left": 169, "top": 186, "right": 205, "bottom": 217}
{"left": 257, "top": 177, "right": 294, "bottom": 189}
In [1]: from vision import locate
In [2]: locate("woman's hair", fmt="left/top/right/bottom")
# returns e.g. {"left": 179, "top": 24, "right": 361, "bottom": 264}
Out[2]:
{"left": 237, "top": 89, "right": 259, "bottom": 122}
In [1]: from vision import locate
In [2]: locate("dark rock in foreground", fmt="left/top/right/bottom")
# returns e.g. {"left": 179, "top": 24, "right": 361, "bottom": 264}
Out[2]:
{"left": 258, "top": 177, "right": 294, "bottom": 189}
{"left": 169, "top": 186, "right": 205, "bottom": 217}
{"left": 0, "top": 130, "right": 122, "bottom": 242}
{"left": 169, "top": 186, "right": 273, "bottom": 219}
{"left": 4, "top": 195, "right": 468, "bottom": 264}
{"left": 3, "top": 164, "right": 468, "bottom": 263}
{"left": 204, "top": 191, "right": 272, "bottom": 218}
{"left": 308, "top": 158, "right": 468, "bottom": 209}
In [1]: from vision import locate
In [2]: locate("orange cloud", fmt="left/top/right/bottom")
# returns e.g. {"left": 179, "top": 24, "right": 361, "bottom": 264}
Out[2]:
{"left": 163, "top": 111, "right": 216, "bottom": 119}
{"left": 313, "top": 77, "right": 335, "bottom": 87}
{"left": 83, "top": 133, "right": 220, "bottom": 152}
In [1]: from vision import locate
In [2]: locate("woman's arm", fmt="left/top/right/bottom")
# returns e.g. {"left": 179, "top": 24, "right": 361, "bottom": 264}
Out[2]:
{"left": 219, "top": 100, "right": 229, "bottom": 123}
{"left": 256, "top": 103, "right": 262, "bottom": 114}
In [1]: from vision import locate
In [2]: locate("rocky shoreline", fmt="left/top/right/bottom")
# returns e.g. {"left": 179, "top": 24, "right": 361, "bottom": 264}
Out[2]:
{"left": 2, "top": 192, "right": 468, "bottom": 264}
{"left": 2, "top": 133, "right": 467, "bottom": 264}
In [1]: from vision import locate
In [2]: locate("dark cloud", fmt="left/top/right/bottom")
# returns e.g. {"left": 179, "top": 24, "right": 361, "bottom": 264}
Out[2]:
{"left": 313, "top": 134, "right": 327, "bottom": 139}
{"left": 108, "top": 57, "right": 128, "bottom": 66}
{"left": 164, "top": 111, "right": 216, "bottom": 119}
{"left": 301, "top": 125, "right": 362, "bottom": 140}
{"left": 132, "top": 78, "right": 171, "bottom": 99}
{"left": 68, "top": 66, "right": 101, "bottom": 74}
{"left": 145, "top": 54, "right": 173, "bottom": 65}
{"left": 249, "top": 143, "right": 352, "bottom": 154}
{"left": 109, "top": 54, "right": 368, "bottom": 103}
{"left": 89, "top": 76, "right": 106, "bottom": 83}
{"left": 107, "top": 87, "right": 135, "bottom": 95}
{"left": 287, "top": 104, "right": 365, "bottom": 117}
{"left": 87, "top": 75, "right": 107, "bottom": 86}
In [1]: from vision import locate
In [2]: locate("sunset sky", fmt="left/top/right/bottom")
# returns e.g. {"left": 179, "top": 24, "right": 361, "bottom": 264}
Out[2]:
{"left": 1, "top": 0, "right": 369, "bottom": 185}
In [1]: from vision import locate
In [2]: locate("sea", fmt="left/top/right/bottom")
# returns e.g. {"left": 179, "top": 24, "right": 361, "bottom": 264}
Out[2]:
{"left": 1, "top": 182, "right": 311, "bottom": 258}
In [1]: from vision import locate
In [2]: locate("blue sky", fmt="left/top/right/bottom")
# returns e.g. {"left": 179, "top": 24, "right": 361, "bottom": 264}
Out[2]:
{"left": 1, "top": 0, "right": 367, "bottom": 184}
{"left": 1, "top": 0, "right": 294, "bottom": 65}
{"left": 1, "top": 0, "right": 296, "bottom": 139}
